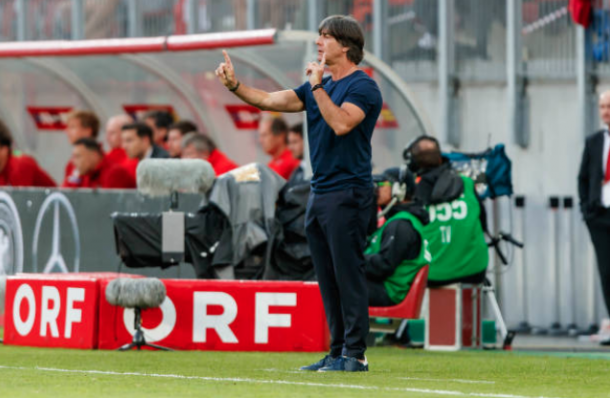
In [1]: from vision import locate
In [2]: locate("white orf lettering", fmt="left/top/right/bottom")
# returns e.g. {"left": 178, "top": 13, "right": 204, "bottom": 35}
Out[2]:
{"left": 193, "top": 292, "right": 238, "bottom": 343}
{"left": 13, "top": 284, "right": 36, "bottom": 336}
{"left": 452, "top": 200, "right": 468, "bottom": 220}
{"left": 64, "top": 288, "right": 85, "bottom": 338}
{"left": 40, "top": 286, "right": 61, "bottom": 338}
{"left": 255, "top": 293, "right": 296, "bottom": 344}
{"left": 436, "top": 203, "right": 452, "bottom": 222}
{"left": 123, "top": 296, "right": 176, "bottom": 343}
{"left": 428, "top": 206, "right": 436, "bottom": 222}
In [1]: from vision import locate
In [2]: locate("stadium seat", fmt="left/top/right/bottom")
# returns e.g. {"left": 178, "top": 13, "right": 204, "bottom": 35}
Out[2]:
{"left": 368, "top": 265, "right": 428, "bottom": 333}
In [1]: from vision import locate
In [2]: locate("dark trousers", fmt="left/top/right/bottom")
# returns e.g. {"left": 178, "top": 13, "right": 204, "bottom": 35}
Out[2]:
{"left": 305, "top": 187, "right": 374, "bottom": 359}
{"left": 367, "top": 279, "right": 395, "bottom": 307}
{"left": 586, "top": 209, "right": 610, "bottom": 316}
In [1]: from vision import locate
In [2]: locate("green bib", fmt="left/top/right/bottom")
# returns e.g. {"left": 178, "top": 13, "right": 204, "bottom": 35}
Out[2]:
{"left": 365, "top": 211, "right": 431, "bottom": 304}
{"left": 421, "top": 176, "right": 489, "bottom": 282}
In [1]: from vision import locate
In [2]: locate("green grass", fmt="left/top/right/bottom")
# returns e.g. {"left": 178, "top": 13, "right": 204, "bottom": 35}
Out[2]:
{"left": 0, "top": 345, "right": 609, "bottom": 398}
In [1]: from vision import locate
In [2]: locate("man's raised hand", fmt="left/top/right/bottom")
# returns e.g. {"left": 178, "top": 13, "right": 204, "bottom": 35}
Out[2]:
{"left": 215, "top": 50, "right": 238, "bottom": 90}
{"left": 306, "top": 53, "right": 326, "bottom": 87}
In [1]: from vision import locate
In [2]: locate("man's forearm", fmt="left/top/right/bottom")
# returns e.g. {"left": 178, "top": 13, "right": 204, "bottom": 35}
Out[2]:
{"left": 232, "top": 84, "right": 272, "bottom": 110}
{"left": 313, "top": 89, "right": 352, "bottom": 136}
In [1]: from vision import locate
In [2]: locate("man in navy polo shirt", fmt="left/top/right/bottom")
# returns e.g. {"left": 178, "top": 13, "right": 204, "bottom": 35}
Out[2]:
{"left": 215, "top": 15, "right": 382, "bottom": 372}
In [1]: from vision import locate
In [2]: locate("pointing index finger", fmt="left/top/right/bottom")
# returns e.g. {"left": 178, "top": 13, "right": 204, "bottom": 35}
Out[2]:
{"left": 320, "top": 53, "right": 326, "bottom": 68}
{"left": 223, "top": 50, "right": 232, "bottom": 66}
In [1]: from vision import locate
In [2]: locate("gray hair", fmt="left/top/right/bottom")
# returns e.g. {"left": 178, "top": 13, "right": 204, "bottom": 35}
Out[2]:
{"left": 181, "top": 132, "right": 217, "bottom": 154}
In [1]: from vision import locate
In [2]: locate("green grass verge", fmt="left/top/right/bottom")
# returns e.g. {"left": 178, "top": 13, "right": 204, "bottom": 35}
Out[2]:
{"left": 0, "top": 345, "right": 608, "bottom": 398}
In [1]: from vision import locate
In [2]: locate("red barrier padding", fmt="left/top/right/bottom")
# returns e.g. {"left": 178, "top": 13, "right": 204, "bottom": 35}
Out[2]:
{"left": 0, "top": 30, "right": 276, "bottom": 58}
{"left": 0, "top": 38, "right": 166, "bottom": 58}
{"left": 166, "top": 29, "right": 276, "bottom": 52}
{"left": 3, "top": 275, "right": 101, "bottom": 349}
{"left": 368, "top": 265, "right": 428, "bottom": 319}
{"left": 98, "top": 279, "right": 329, "bottom": 352}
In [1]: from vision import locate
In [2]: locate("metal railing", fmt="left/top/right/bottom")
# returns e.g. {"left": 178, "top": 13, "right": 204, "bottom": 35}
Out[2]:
{"left": 454, "top": 0, "right": 507, "bottom": 81}
{"left": 522, "top": 0, "right": 575, "bottom": 79}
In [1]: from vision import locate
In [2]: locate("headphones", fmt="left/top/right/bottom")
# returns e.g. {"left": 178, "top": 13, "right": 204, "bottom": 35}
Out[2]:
{"left": 403, "top": 135, "right": 441, "bottom": 174}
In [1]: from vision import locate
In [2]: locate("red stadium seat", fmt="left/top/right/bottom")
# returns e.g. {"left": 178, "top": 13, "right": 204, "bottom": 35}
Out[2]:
{"left": 369, "top": 265, "right": 428, "bottom": 319}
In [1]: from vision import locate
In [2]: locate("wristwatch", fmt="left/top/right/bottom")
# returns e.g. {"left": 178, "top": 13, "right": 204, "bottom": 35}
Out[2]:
{"left": 311, "top": 83, "right": 324, "bottom": 92}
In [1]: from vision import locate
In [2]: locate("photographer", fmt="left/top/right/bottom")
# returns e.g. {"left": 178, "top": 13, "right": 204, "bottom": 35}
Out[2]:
{"left": 405, "top": 136, "right": 489, "bottom": 286}
{"left": 365, "top": 168, "right": 430, "bottom": 306}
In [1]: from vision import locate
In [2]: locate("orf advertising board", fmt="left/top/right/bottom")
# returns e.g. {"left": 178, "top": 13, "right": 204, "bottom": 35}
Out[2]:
{"left": 3, "top": 274, "right": 100, "bottom": 349}
{"left": 98, "top": 279, "right": 330, "bottom": 352}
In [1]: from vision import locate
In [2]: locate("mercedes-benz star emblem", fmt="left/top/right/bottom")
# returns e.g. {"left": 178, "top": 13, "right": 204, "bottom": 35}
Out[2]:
{"left": 32, "top": 192, "right": 80, "bottom": 273}
{"left": 0, "top": 191, "right": 24, "bottom": 275}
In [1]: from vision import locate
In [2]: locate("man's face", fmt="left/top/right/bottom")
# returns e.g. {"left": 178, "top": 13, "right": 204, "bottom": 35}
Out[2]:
{"left": 376, "top": 182, "right": 392, "bottom": 206}
{"left": 66, "top": 118, "right": 92, "bottom": 144}
{"left": 181, "top": 144, "right": 207, "bottom": 160}
{"left": 121, "top": 129, "right": 149, "bottom": 160}
{"left": 72, "top": 145, "right": 101, "bottom": 175}
{"left": 167, "top": 129, "right": 184, "bottom": 158}
{"left": 600, "top": 93, "right": 610, "bottom": 126}
{"left": 287, "top": 131, "right": 304, "bottom": 160}
{"left": 145, "top": 117, "right": 167, "bottom": 146}
{"left": 258, "top": 120, "right": 283, "bottom": 156}
{"left": 105, "top": 118, "right": 123, "bottom": 149}
{"left": 315, "top": 29, "right": 346, "bottom": 65}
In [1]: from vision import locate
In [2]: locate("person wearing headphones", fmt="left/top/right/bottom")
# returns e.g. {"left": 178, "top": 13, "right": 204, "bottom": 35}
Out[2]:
{"left": 365, "top": 167, "right": 431, "bottom": 306}
{"left": 403, "top": 136, "right": 489, "bottom": 286}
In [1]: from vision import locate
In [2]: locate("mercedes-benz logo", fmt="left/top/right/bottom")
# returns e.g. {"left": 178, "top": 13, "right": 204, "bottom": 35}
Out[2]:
{"left": 32, "top": 192, "right": 80, "bottom": 273}
{"left": 0, "top": 191, "right": 24, "bottom": 275}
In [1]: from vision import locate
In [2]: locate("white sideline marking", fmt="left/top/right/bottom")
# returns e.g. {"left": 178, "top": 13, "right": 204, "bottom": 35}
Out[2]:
{"left": 0, "top": 365, "right": 562, "bottom": 398}
{"left": 401, "top": 377, "right": 496, "bottom": 385}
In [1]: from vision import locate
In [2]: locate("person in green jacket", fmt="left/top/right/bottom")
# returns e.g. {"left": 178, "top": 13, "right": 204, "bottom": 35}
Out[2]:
{"left": 365, "top": 167, "right": 431, "bottom": 306}
{"left": 404, "top": 136, "right": 489, "bottom": 286}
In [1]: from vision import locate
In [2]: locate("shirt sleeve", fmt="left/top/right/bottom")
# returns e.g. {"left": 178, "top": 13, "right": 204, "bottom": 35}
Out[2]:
{"left": 344, "top": 77, "right": 382, "bottom": 115}
{"left": 21, "top": 156, "right": 57, "bottom": 187}
{"left": 102, "top": 166, "right": 136, "bottom": 189}
{"left": 293, "top": 81, "right": 309, "bottom": 109}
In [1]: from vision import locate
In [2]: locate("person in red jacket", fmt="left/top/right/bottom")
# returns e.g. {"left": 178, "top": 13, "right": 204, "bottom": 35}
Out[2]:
{"left": 181, "top": 133, "right": 239, "bottom": 176}
{"left": 258, "top": 115, "right": 300, "bottom": 179}
{"left": 64, "top": 110, "right": 101, "bottom": 186}
{"left": 0, "top": 119, "right": 56, "bottom": 187}
{"left": 62, "top": 138, "right": 135, "bottom": 189}
{"left": 104, "top": 114, "right": 133, "bottom": 165}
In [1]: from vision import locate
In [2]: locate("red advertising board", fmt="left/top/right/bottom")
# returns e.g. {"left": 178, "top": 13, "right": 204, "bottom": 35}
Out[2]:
{"left": 98, "top": 279, "right": 329, "bottom": 352}
{"left": 225, "top": 104, "right": 262, "bottom": 130}
{"left": 3, "top": 275, "right": 100, "bottom": 349}
{"left": 26, "top": 106, "right": 73, "bottom": 130}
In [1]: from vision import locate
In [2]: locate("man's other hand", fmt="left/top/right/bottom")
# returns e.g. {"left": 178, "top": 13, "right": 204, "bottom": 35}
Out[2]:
{"left": 306, "top": 53, "right": 326, "bottom": 87}
{"left": 215, "top": 50, "right": 238, "bottom": 90}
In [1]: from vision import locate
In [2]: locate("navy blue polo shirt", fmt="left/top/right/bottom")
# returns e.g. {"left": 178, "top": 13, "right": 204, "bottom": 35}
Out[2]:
{"left": 294, "top": 70, "right": 382, "bottom": 193}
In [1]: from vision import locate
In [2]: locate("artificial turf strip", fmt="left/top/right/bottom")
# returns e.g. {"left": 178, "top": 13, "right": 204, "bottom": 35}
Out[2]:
{"left": 0, "top": 346, "right": 608, "bottom": 398}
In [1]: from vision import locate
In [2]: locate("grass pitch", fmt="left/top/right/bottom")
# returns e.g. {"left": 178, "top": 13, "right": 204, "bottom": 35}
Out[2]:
{"left": 0, "top": 344, "right": 609, "bottom": 398}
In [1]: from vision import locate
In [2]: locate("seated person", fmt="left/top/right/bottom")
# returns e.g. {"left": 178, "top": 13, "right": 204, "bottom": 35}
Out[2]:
{"left": 258, "top": 115, "right": 300, "bottom": 180}
{"left": 143, "top": 110, "right": 174, "bottom": 149}
{"left": 64, "top": 110, "right": 101, "bottom": 186}
{"left": 181, "top": 133, "right": 239, "bottom": 176}
{"left": 365, "top": 167, "right": 431, "bottom": 307}
{"left": 122, "top": 122, "right": 169, "bottom": 161}
{"left": 287, "top": 122, "right": 306, "bottom": 185}
{"left": 167, "top": 120, "right": 198, "bottom": 158}
{"left": 62, "top": 138, "right": 135, "bottom": 189}
{"left": 0, "top": 118, "right": 56, "bottom": 187}
{"left": 104, "top": 114, "right": 133, "bottom": 164}
{"left": 405, "top": 136, "right": 489, "bottom": 286}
